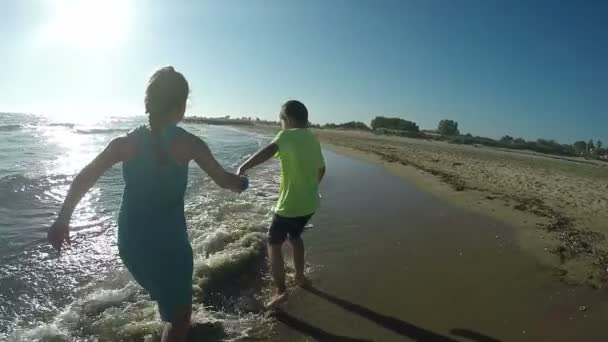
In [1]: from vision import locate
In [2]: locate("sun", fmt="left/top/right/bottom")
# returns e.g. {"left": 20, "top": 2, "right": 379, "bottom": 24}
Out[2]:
{"left": 39, "top": 0, "right": 134, "bottom": 50}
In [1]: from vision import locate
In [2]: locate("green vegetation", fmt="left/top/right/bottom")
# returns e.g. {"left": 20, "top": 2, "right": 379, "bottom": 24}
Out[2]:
{"left": 371, "top": 116, "right": 419, "bottom": 132}
{"left": 435, "top": 132, "right": 608, "bottom": 158}
{"left": 573, "top": 141, "right": 587, "bottom": 154}
{"left": 437, "top": 119, "right": 459, "bottom": 136}
{"left": 186, "top": 114, "right": 606, "bottom": 161}
{"left": 322, "top": 121, "right": 370, "bottom": 131}
{"left": 315, "top": 116, "right": 607, "bottom": 160}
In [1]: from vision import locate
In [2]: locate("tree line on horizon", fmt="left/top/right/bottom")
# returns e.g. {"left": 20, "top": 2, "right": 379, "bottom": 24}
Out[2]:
{"left": 316, "top": 116, "right": 606, "bottom": 159}
{"left": 184, "top": 114, "right": 605, "bottom": 160}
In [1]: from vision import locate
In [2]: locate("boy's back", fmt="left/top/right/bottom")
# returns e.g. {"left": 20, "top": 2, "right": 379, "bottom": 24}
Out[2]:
{"left": 237, "top": 100, "right": 325, "bottom": 308}
{"left": 273, "top": 128, "right": 324, "bottom": 218}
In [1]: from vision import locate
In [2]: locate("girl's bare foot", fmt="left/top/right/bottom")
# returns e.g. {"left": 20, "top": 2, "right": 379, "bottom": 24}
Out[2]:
{"left": 265, "top": 292, "right": 288, "bottom": 309}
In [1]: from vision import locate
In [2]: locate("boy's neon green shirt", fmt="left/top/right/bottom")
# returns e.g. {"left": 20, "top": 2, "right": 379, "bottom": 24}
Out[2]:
{"left": 272, "top": 128, "right": 325, "bottom": 218}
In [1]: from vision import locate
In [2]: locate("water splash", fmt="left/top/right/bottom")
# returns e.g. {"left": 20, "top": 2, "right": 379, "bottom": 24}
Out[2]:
{"left": 1, "top": 116, "right": 279, "bottom": 341}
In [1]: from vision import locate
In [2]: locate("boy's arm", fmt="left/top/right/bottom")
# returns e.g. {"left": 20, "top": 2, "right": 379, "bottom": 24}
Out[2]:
{"left": 237, "top": 143, "right": 279, "bottom": 176}
{"left": 49, "top": 137, "right": 129, "bottom": 251}
{"left": 189, "top": 134, "right": 244, "bottom": 192}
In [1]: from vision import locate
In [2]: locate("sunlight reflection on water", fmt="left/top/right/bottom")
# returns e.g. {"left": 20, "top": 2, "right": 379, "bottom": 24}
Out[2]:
{"left": 1, "top": 115, "right": 279, "bottom": 340}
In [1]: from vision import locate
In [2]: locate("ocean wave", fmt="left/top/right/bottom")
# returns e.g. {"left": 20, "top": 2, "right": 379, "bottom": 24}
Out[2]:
{"left": 5, "top": 279, "right": 266, "bottom": 341}
{"left": 0, "top": 173, "right": 70, "bottom": 191}
{"left": 4, "top": 199, "right": 272, "bottom": 341}
{"left": 0, "top": 124, "right": 25, "bottom": 131}
{"left": 194, "top": 231, "right": 267, "bottom": 295}
{"left": 0, "top": 174, "right": 72, "bottom": 204}
{"left": 1, "top": 127, "right": 279, "bottom": 341}
{"left": 5, "top": 283, "right": 144, "bottom": 342}
{"left": 47, "top": 123, "right": 76, "bottom": 128}
{"left": 1, "top": 122, "right": 131, "bottom": 136}
{"left": 74, "top": 128, "right": 131, "bottom": 135}
{"left": 3, "top": 174, "right": 278, "bottom": 341}
{"left": 1, "top": 122, "right": 130, "bottom": 135}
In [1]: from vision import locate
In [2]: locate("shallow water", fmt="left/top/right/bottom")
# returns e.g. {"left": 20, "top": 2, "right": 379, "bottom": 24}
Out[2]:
{"left": 272, "top": 151, "right": 608, "bottom": 341}
{"left": 1, "top": 113, "right": 280, "bottom": 341}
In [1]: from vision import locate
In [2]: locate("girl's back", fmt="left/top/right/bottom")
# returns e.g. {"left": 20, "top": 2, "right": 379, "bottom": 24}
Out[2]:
{"left": 47, "top": 66, "right": 246, "bottom": 340}
{"left": 118, "top": 125, "right": 189, "bottom": 247}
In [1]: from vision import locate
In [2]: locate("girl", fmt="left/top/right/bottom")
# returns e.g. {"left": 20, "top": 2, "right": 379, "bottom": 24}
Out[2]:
{"left": 48, "top": 66, "right": 247, "bottom": 342}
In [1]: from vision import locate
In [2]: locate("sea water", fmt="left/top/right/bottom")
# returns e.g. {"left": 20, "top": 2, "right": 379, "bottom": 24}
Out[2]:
{"left": 0, "top": 113, "right": 279, "bottom": 341}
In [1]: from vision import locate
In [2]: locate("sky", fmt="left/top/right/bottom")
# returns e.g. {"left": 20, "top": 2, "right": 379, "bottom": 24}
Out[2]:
{"left": 1, "top": 0, "right": 606, "bottom": 143}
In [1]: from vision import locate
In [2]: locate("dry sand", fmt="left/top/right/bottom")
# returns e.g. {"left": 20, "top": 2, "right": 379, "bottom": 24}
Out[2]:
{"left": 246, "top": 125, "right": 608, "bottom": 288}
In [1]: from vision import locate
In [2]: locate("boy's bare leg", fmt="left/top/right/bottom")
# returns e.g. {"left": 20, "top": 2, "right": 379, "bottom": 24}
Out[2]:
{"left": 267, "top": 242, "right": 288, "bottom": 308}
{"left": 289, "top": 237, "right": 307, "bottom": 286}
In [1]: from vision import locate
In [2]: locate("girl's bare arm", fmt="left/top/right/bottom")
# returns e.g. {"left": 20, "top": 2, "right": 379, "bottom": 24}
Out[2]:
{"left": 49, "top": 137, "right": 131, "bottom": 251}
{"left": 188, "top": 134, "right": 244, "bottom": 192}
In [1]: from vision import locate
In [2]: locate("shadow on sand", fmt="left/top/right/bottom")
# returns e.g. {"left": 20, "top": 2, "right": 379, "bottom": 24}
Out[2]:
{"left": 272, "top": 285, "right": 501, "bottom": 342}
{"left": 272, "top": 309, "right": 373, "bottom": 342}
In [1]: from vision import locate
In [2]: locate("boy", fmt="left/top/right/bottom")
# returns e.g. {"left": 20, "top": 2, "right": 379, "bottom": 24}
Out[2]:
{"left": 238, "top": 100, "right": 325, "bottom": 307}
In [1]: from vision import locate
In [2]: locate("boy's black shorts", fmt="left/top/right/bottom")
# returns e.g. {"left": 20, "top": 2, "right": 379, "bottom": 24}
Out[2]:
{"left": 268, "top": 213, "right": 314, "bottom": 244}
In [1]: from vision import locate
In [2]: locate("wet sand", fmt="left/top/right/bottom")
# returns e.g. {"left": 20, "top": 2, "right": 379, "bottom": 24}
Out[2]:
{"left": 316, "top": 130, "right": 608, "bottom": 289}
{"left": 243, "top": 126, "right": 608, "bottom": 288}
{"left": 270, "top": 151, "right": 608, "bottom": 341}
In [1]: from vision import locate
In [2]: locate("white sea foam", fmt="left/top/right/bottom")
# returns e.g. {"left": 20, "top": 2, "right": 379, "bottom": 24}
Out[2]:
{"left": 2, "top": 119, "right": 279, "bottom": 341}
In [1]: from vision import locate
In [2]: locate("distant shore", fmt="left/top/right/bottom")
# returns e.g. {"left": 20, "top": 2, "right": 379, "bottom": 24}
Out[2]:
{"left": 237, "top": 124, "right": 608, "bottom": 288}
{"left": 183, "top": 117, "right": 255, "bottom": 126}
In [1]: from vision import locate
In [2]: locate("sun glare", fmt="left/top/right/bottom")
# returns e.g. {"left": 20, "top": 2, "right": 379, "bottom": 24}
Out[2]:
{"left": 39, "top": 0, "right": 133, "bottom": 50}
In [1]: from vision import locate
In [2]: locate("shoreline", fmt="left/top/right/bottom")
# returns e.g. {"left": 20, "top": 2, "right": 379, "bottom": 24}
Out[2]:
{"left": 269, "top": 148, "right": 608, "bottom": 341}
{"left": 236, "top": 124, "right": 608, "bottom": 288}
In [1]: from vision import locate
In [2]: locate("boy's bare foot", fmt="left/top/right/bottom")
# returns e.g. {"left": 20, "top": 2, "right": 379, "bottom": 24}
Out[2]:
{"left": 265, "top": 292, "right": 288, "bottom": 309}
{"left": 294, "top": 275, "right": 311, "bottom": 288}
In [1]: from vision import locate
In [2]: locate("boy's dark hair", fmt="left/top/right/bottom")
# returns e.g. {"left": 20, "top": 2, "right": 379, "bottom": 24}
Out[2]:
{"left": 282, "top": 100, "right": 308, "bottom": 125}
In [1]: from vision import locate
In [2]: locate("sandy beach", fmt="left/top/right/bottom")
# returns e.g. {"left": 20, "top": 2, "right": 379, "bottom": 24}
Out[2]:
{"left": 247, "top": 125, "right": 608, "bottom": 289}
{"left": 221, "top": 125, "right": 608, "bottom": 341}
{"left": 316, "top": 129, "right": 608, "bottom": 288}
{"left": 267, "top": 149, "right": 608, "bottom": 341}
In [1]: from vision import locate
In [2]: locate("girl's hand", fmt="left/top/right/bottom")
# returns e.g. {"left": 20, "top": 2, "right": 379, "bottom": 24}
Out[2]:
{"left": 48, "top": 219, "right": 70, "bottom": 252}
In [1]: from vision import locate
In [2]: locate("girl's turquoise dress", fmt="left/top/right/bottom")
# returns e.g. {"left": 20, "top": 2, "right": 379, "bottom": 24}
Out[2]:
{"left": 117, "top": 125, "right": 192, "bottom": 322}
